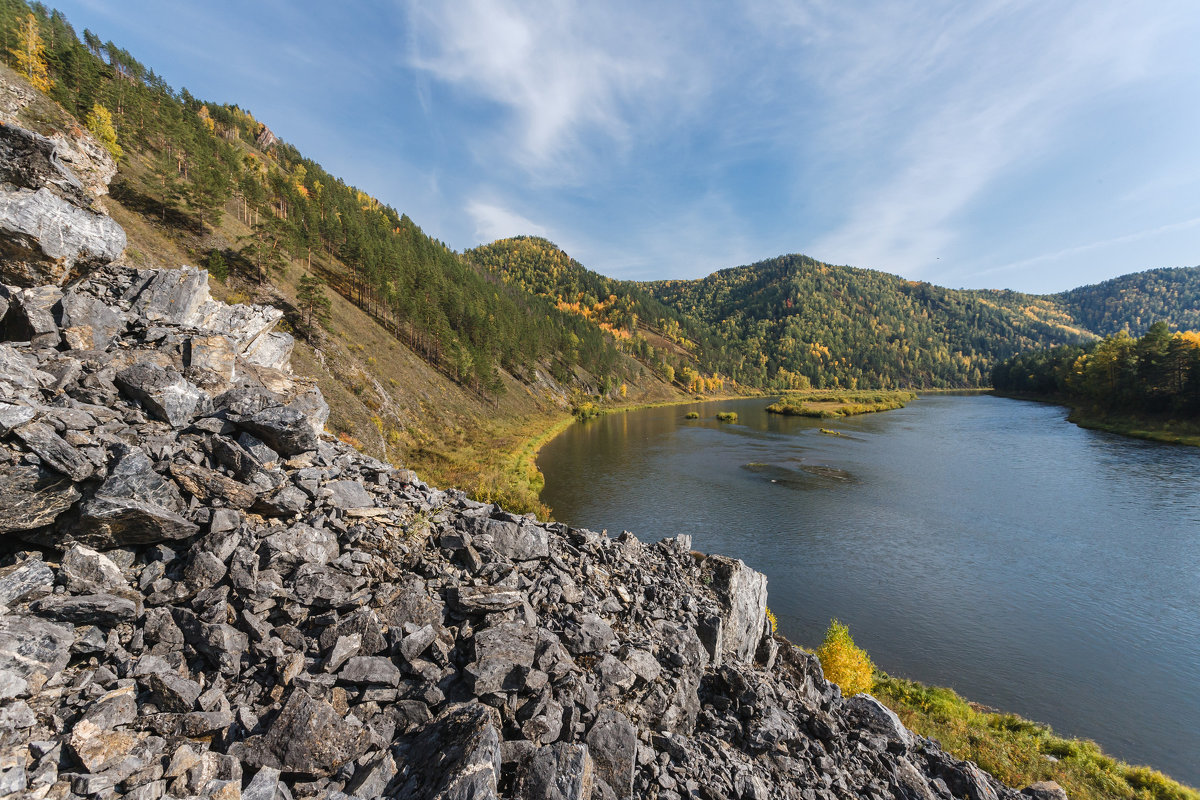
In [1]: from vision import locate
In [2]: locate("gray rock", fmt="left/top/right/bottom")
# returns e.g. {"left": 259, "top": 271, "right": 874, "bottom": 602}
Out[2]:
{"left": 114, "top": 362, "right": 206, "bottom": 428}
{"left": 450, "top": 585, "right": 524, "bottom": 613}
{"left": 141, "top": 671, "right": 202, "bottom": 713}
{"left": 239, "top": 404, "right": 319, "bottom": 456}
{"left": 0, "top": 401, "right": 36, "bottom": 435}
{"left": 61, "top": 545, "right": 127, "bottom": 593}
{"left": 185, "top": 333, "right": 237, "bottom": 381}
{"left": 0, "top": 558, "right": 53, "bottom": 606}
{"left": 0, "top": 464, "right": 80, "bottom": 534}
{"left": 13, "top": 421, "right": 94, "bottom": 480}
{"left": 481, "top": 517, "right": 549, "bottom": 561}
{"left": 97, "top": 445, "right": 186, "bottom": 512}
{"left": 466, "top": 622, "right": 537, "bottom": 695}
{"left": 1022, "top": 781, "right": 1069, "bottom": 800}
{"left": 564, "top": 614, "right": 615, "bottom": 655}
{"left": 394, "top": 703, "right": 503, "bottom": 800}
{"left": 843, "top": 693, "right": 914, "bottom": 749}
{"left": 235, "top": 688, "right": 371, "bottom": 777}
{"left": 170, "top": 461, "right": 257, "bottom": 508}
{"left": 242, "top": 766, "right": 282, "bottom": 800}
{"left": 705, "top": 555, "right": 769, "bottom": 665}
{"left": 0, "top": 186, "right": 125, "bottom": 287}
{"left": 518, "top": 743, "right": 594, "bottom": 800}
{"left": 339, "top": 656, "right": 401, "bottom": 686}
{"left": 32, "top": 593, "right": 138, "bottom": 627}
{"left": 58, "top": 288, "right": 125, "bottom": 350}
{"left": 242, "top": 330, "right": 294, "bottom": 371}
{"left": 262, "top": 524, "right": 338, "bottom": 570}
{"left": 76, "top": 494, "right": 199, "bottom": 548}
{"left": 127, "top": 266, "right": 212, "bottom": 326}
{"left": 324, "top": 479, "right": 374, "bottom": 510}
{"left": 0, "top": 343, "right": 54, "bottom": 389}
{"left": 586, "top": 709, "right": 636, "bottom": 800}
{"left": 0, "top": 615, "right": 73, "bottom": 688}
{"left": 3, "top": 285, "right": 62, "bottom": 347}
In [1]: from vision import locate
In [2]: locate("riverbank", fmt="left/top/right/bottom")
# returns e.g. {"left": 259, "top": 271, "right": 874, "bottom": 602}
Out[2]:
{"left": 993, "top": 392, "right": 1200, "bottom": 447}
{"left": 873, "top": 674, "right": 1199, "bottom": 800}
{"left": 766, "top": 389, "right": 916, "bottom": 417}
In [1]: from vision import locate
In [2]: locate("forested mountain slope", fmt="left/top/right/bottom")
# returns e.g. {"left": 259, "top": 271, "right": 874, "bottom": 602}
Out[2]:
{"left": 644, "top": 255, "right": 1094, "bottom": 389}
{"left": 1055, "top": 267, "right": 1200, "bottom": 337}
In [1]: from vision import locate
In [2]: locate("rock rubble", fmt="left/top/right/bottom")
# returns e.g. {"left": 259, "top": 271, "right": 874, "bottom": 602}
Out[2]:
{"left": 0, "top": 120, "right": 1040, "bottom": 800}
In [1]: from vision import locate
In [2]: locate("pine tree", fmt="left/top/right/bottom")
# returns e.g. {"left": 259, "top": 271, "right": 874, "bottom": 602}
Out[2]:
{"left": 11, "top": 13, "right": 53, "bottom": 93}
{"left": 85, "top": 103, "right": 122, "bottom": 160}
{"left": 296, "top": 272, "right": 332, "bottom": 334}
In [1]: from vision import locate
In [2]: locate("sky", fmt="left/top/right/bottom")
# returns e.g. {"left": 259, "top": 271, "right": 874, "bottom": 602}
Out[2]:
{"left": 48, "top": 0, "right": 1200, "bottom": 293}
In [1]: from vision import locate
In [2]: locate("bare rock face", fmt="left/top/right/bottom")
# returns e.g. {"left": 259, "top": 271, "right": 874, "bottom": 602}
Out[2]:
{"left": 50, "top": 128, "right": 118, "bottom": 201}
{"left": 0, "top": 124, "right": 125, "bottom": 287}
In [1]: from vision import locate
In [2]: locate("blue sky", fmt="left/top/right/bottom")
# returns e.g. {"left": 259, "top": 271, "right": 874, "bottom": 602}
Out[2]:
{"left": 50, "top": 1, "right": 1200, "bottom": 293}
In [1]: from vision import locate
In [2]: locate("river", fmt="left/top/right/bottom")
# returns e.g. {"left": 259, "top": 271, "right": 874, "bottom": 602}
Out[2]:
{"left": 537, "top": 394, "right": 1200, "bottom": 786}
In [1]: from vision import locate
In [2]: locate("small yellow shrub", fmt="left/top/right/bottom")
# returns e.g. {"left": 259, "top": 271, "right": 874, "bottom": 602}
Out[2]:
{"left": 816, "top": 619, "right": 875, "bottom": 696}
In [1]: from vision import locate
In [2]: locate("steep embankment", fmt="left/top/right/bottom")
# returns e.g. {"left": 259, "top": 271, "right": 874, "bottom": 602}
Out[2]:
{"left": 0, "top": 119, "right": 1045, "bottom": 800}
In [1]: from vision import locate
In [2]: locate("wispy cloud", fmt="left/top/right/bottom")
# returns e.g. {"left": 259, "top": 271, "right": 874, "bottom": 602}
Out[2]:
{"left": 466, "top": 198, "right": 549, "bottom": 243}
{"left": 405, "top": 1, "right": 658, "bottom": 178}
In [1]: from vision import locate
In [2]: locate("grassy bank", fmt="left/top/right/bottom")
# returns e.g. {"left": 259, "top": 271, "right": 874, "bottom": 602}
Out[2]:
{"left": 994, "top": 392, "right": 1200, "bottom": 447}
{"left": 873, "top": 675, "right": 1198, "bottom": 800}
{"left": 767, "top": 389, "right": 916, "bottom": 418}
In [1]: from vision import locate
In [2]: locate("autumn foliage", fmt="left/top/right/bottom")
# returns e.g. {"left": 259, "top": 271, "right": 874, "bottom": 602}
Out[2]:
{"left": 816, "top": 619, "right": 875, "bottom": 696}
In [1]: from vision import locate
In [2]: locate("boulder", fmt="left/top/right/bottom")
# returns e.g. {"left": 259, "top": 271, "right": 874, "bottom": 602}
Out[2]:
{"left": 238, "top": 404, "right": 319, "bottom": 455}
{"left": 58, "top": 288, "right": 125, "bottom": 350}
{"left": 75, "top": 495, "right": 199, "bottom": 548}
{"left": 705, "top": 555, "right": 769, "bottom": 664}
{"left": 0, "top": 615, "right": 73, "bottom": 689}
{"left": 586, "top": 709, "right": 636, "bottom": 800}
{"left": 0, "top": 558, "right": 54, "bottom": 606}
{"left": 0, "top": 187, "right": 125, "bottom": 287}
{"left": 518, "top": 743, "right": 594, "bottom": 800}
{"left": 0, "top": 464, "right": 81, "bottom": 534}
{"left": 393, "top": 703, "right": 503, "bottom": 800}
{"left": 13, "top": 421, "right": 94, "bottom": 481}
{"left": 234, "top": 688, "right": 371, "bottom": 777}
{"left": 241, "top": 330, "right": 294, "bottom": 371}
{"left": 2, "top": 285, "right": 62, "bottom": 347}
{"left": 114, "top": 363, "right": 206, "bottom": 428}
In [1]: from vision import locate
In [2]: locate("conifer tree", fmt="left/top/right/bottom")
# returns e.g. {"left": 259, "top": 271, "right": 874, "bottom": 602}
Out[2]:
{"left": 85, "top": 103, "right": 122, "bottom": 160}
{"left": 296, "top": 272, "right": 332, "bottom": 334}
{"left": 11, "top": 13, "right": 52, "bottom": 93}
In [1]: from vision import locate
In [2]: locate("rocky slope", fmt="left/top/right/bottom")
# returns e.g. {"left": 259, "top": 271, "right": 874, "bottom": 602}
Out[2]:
{"left": 0, "top": 121, "right": 1058, "bottom": 800}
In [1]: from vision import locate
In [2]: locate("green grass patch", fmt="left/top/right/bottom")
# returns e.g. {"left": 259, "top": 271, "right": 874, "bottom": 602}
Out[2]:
{"left": 716, "top": 411, "right": 739, "bottom": 422}
{"left": 767, "top": 390, "right": 915, "bottom": 417}
{"left": 685, "top": 411, "right": 700, "bottom": 419}
{"left": 873, "top": 675, "right": 1199, "bottom": 800}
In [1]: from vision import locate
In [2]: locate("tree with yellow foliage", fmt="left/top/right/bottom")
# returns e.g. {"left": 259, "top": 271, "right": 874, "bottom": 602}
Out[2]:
{"left": 10, "top": 13, "right": 53, "bottom": 93}
{"left": 816, "top": 619, "right": 875, "bottom": 696}
{"left": 85, "top": 104, "right": 122, "bottom": 160}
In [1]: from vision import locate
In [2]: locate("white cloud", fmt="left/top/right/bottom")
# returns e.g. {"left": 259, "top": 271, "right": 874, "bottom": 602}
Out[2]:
{"left": 466, "top": 199, "right": 549, "bottom": 243}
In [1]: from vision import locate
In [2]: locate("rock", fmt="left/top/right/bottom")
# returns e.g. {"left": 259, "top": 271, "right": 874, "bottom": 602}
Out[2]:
{"left": 99, "top": 445, "right": 186, "bottom": 512}
{"left": 186, "top": 334, "right": 237, "bottom": 381}
{"left": 0, "top": 615, "right": 73, "bottom": 690}
{"left": 586, "top": 709, "right": 636, "bottom": 800}
{"left": 49, "top": 128, "right": 117, "bottom": 200}
{"left": 59, "top": 288, "right": 125, "bottom": 350}
{"left": 170, "top": 461, "right": 258, "bottom": 508}
{"left": 61, "top": 545, "right": 127, "bottom": 592}
{"left": 241, "top": 331, "right": 294, "bottom": 371}
{"left": 450, "top": 584, "right": 524, "bottom": 613}
{"left": 564, "top": 614, "right": 615, "bottom": 655}
{"left": 235, "top": 688, "right": 371, "bottom": 777}
{"left": 13, "top": 421, "right": 94, "bottom": 480}
{"left": 339, "top": 656, "right": 402, "bottom": 686}
{"left": 0, "top": 186, "right": 126, "bottom": 287}
{"left": 843, "top": 694, "right": 914, "bottom": 749}
{"left": 705, "top": 555, "right": 768, "bottom": 664}
{"left": 114, "top": 363, "right": 206, "bottom": 428}
{"left": 324, "top": 479, "right": 374, "bottom": 510}
{"left": 518, "top": 743, "right": 594, "bottom": 800}
{"left": 241, "top": 767, "right": 281, "bottom": 800}
{"left": 75, "top": 494, "right": 199, "bottom": 548}
{"left": 480, "top": 517, "right": 549, "bottom": 561}
{"left": 1023, "top": 781, "right": 1069, "bottom": 800}
{"left": 127, "top": 266, "right": 212, "bottom": 327}
{"left": 0, "top": 342, "right": 54, "bottom": 389}
{"left": 394, "top": 703, "right": 503, "bottom": 800}
{"left": 0, "top": 464, "right": 80, "bottom": 534}
{"left": 0, "top": 557, "right": 54, "bottom": 605}
{"left": 3, "top": 285, "right": 62, "bottom": 347}
{"left": 32, "top": 593, "right": 139, "bottom": 627}
{"left": 238, "top": 405, "right": 319, "bottom": 456}
{"left": 141, "top": 671, "right": 202, "bottom": 713}
{"left": 0, "top": 401, "right": 36, "bottom": 435}
{"left": 466, "top": 622, "right": 538, "bottom": 695}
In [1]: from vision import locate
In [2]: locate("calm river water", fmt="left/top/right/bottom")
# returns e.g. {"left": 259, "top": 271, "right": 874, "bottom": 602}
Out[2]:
{"left": 538, "top": 394, "right": 1200, "bottom": 785}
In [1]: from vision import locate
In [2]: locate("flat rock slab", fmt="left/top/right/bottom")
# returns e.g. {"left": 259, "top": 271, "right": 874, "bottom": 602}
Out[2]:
{"left": 75, "top": 495, "right": 199, "bottom": 549}
{"left": 0, "top": 559, "right": 54, "bottom": 607}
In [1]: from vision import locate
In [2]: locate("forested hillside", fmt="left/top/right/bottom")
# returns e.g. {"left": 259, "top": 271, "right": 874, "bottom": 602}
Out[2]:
{"left": 645, "top": 255, "right": 1095, "bottom": 389}
{"left": 992, "top": 322, "right": 1200, "bottom": 418}
{"left": 467, "top": 237, "right": 738, "bottom": 392}
{"left": 1055, "top": 267, "right": 1200, "bottom": 337}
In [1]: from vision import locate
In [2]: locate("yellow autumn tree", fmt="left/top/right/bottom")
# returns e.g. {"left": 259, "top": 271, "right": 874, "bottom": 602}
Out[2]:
{"left": 85, "top": 104, "right": 122, "bottom": 160}
{"left": 816, "top": 619, "right": 875, "bottom": 696}
{"left": 11, "top": 13, "right": 53, "bottom": 93}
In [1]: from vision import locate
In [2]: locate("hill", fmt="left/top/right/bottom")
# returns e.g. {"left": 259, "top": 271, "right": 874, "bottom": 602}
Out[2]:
{"left": 643, "top": 254, "right": 1095, "bottom": 389}
{"left": 1055, "top": 267, "right": 1200, "bottom": 336}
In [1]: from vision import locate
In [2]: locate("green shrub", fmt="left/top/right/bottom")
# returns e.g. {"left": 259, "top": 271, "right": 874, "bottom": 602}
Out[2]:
{"left": 685, "top": 411, "right": 700, "bottom": 419}
{"left": 716, "top": 411, "right": 738, "bottom": 423}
